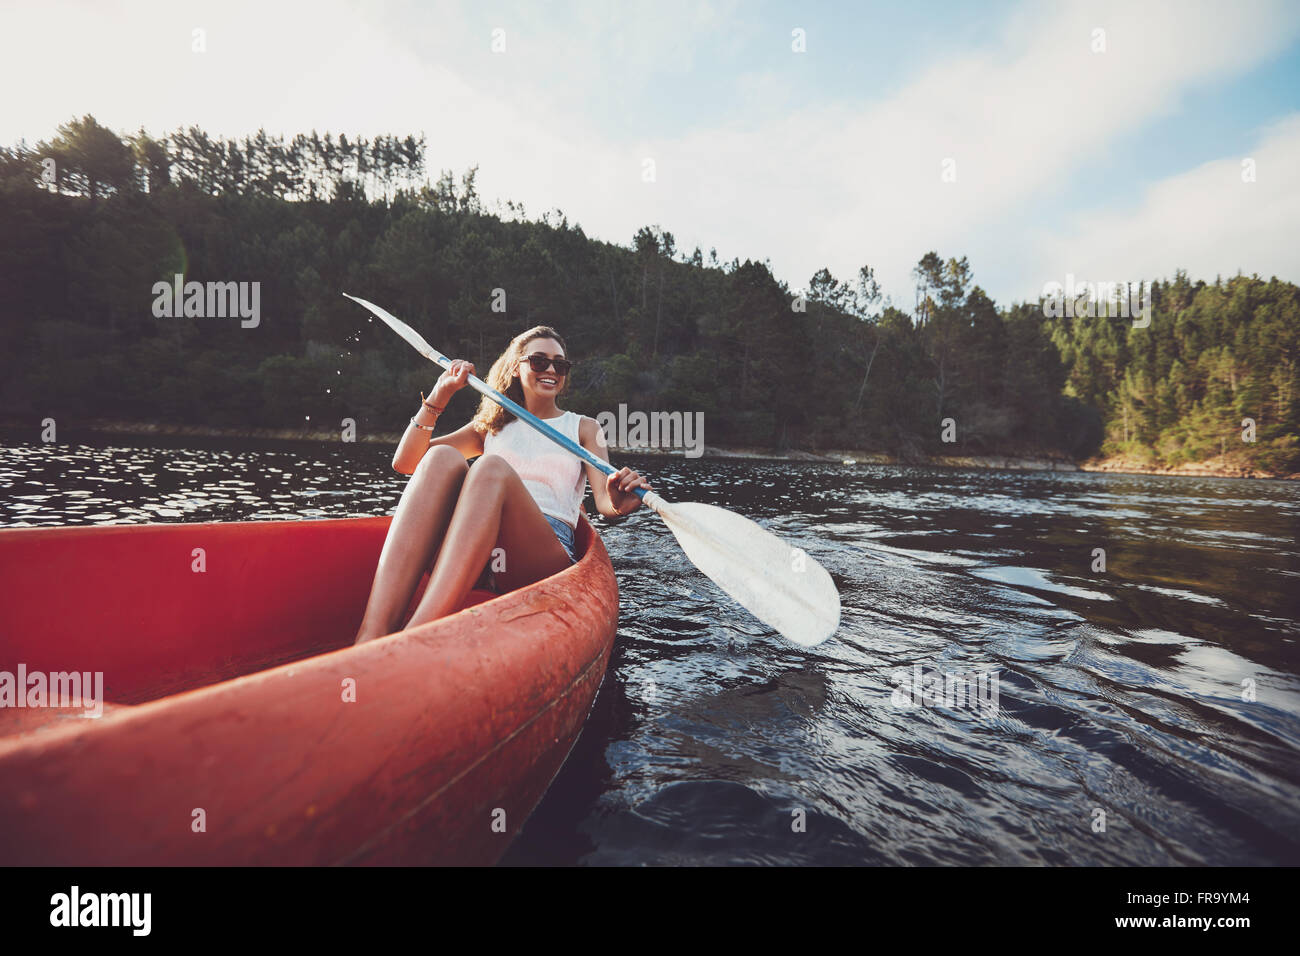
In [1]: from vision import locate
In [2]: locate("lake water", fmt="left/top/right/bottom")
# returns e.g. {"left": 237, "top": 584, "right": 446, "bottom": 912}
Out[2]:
{"left": 2, "top": 431, "right": 1298, "bottom": 865}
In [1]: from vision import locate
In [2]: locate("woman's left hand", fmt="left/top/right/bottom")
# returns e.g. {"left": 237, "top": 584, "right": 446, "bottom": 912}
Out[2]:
{"left": 606, "top": 467, "right": 651, "bottom": 516}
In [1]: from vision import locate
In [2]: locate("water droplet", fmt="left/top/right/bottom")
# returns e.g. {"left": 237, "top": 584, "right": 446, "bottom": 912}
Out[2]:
{"left": 305, "top": 416, "right": 311, "bottom": 422}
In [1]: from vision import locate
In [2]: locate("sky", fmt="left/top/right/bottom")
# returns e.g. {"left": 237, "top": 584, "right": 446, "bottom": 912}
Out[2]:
{"left": 2, "top": 0, "right": 1298, "bottom": 309}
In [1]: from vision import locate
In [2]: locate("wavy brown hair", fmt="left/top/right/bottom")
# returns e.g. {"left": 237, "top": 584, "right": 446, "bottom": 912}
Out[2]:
{"left": 470, "top": 325, "right": 570, "bottom": 435}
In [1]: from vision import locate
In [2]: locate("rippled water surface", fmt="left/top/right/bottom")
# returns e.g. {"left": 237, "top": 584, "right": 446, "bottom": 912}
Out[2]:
{"left": 2, "top": 431, "right": 1298, "bottom": 865}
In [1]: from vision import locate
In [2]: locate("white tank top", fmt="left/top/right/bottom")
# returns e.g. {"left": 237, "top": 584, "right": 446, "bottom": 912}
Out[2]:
{"left": 481, "top": 410, "right": 587, "bottom": 527}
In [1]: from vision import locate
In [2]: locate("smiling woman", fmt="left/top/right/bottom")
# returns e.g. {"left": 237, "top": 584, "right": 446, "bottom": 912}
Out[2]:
{"left": 352, "top": 325, "right": 652, "bottom": 645}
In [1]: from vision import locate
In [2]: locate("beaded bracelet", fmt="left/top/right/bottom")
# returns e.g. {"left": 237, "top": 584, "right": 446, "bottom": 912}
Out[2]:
{"left": 419, "top": 392, "right": 446, "bottom": 415}
{"left": 409, "top": 417, "right": 436, "bottom": 431}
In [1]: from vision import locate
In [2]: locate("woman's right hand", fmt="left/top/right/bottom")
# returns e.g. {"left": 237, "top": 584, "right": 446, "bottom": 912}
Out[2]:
{"left": 431, "top": 359, "right": 475, "bottom": 406}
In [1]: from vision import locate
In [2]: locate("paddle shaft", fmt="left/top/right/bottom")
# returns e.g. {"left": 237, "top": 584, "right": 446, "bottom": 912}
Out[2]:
{"left": 425, "top": 343, "right": 648, "bottom": 501}
{"left": 342, "top": 292, "right": 658, "bottom": 509}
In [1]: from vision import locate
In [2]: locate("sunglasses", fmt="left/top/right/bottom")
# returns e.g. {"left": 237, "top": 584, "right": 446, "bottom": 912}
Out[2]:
{"left": 524, "top": 353, "right": 572, "bottom": 376}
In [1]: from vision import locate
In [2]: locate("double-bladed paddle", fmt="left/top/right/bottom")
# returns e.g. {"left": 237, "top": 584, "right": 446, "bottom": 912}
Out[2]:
{"left": 343, "top": 293, "right": 840, "bottom": 647}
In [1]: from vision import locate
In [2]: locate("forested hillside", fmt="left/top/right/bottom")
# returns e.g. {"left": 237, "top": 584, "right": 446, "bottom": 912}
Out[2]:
{"left": 1, "top": 116, "right": 1295, "bottom": 472}
{"left": 1047, "top": 274, "right": 1298, "bottom": 473}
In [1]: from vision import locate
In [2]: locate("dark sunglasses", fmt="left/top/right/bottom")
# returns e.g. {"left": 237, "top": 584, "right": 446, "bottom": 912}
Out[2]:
{"left": 524, "top": 353, "right": 572, "bottom": 376}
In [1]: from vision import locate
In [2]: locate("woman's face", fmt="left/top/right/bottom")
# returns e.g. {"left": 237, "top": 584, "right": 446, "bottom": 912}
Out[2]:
{"left": 515, "top": 337, "right": 568, "bottom": 398}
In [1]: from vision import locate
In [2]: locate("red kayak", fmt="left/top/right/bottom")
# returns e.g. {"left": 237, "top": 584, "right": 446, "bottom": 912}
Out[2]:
{"left": 0, "top": 513, "right": 618, "bottom": 865}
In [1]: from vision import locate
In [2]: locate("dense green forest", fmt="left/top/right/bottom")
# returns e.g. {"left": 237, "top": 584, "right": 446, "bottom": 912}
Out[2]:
{"left": 1, "top": 116, "right": 1296, "bottom": 472}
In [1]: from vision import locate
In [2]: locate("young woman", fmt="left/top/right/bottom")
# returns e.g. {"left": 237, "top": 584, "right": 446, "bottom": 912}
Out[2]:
{"left": 353, "top": 325, "right": 651, "bottom": 645}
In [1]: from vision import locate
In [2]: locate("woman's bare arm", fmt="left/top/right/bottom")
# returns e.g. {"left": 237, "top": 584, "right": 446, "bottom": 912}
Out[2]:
{"left": 578, "top": 416, "right": 650, "bottom": 517}
{"left": 391, "top": 359, "right": 485, "bottom": 474}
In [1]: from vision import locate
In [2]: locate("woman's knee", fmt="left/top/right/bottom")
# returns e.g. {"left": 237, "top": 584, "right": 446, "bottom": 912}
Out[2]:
{"left": 465, "top": 453, "right": 514, "bottom": 486}
{"left": 413, "top": 444, "right": 467, "bottom": 482}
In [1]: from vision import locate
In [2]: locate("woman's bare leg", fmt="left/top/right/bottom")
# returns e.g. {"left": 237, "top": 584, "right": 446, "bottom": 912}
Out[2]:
{"left": 354, "top": 445, "right": 468, "bottom": 644}
{"left": 405, "top": 454, "right": 572, "bottom": 627}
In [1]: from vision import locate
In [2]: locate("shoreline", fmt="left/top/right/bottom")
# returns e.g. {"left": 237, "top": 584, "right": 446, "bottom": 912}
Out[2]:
{"left": 2, "top": 418, "right": 1293, "bottom": 480}
{"left": 1077, "top": 454, "right": 1299, "bottom": 481}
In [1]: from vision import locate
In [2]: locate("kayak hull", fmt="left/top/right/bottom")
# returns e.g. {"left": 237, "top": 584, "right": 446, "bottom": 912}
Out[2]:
{"left": 0, "top": 513, "right": 618, "bottom": 865}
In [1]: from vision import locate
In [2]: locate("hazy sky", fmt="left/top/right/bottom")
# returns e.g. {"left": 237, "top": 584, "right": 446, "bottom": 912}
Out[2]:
{"left": 3, "top": 0, "right": 1298, "bottom": 308}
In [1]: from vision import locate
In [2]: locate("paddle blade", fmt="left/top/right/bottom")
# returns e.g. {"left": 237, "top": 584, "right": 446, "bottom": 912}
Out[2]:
{"left": 342, "top": 293, "right": 448, "bottom": 366}
{"left": 647, "top": 497, "right": 840, "bottom": 647}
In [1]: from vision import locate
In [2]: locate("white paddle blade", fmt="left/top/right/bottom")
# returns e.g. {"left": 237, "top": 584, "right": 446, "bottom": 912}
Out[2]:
{"left": 643, "top": 494, "right": 840, "bottom": 647}
{"left": 342, "top": 293, "right": 446, "bottom": 365}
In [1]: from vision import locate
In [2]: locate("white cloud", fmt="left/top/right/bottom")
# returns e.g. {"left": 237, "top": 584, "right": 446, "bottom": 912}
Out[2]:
{"left": 636, "top": 0, "right": 1300, "bottom": 303}
{"left": 1028, "top": 114, "right": 1300, "bottom": 291}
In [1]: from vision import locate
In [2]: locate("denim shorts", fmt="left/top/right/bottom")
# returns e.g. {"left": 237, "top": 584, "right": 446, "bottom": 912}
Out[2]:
{"left": 545, "top": 514, "right": 578, "bottom": 564}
